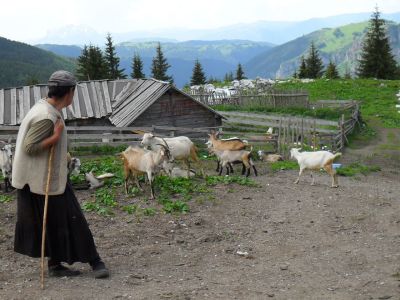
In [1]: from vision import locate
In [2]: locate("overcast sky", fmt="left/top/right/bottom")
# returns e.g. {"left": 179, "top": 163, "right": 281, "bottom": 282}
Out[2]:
{"left": 1, "top": 0, "right": 399, "bottom": 42}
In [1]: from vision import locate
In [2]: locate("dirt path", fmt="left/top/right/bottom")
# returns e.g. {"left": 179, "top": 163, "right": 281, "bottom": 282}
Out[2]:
{"left": 1, "top": 128, "right": 400, "bottom": 299}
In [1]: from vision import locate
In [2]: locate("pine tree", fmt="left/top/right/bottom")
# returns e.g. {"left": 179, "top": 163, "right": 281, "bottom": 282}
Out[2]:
{"left": 131, "top": 53, "right": 145, "bottom": 79}
{"left": 76, "top": 45, "right": 90, "bottom": 80}
{"left": 190, "top": 59, "right": 206, "bottom": 85}
{"left": 298, "top": 56, "right": 308, "bottom": 78}
{"left": 325, "top": 60, "right": 340, "bottom": 79}
{"left": 236, "top": 63, "right": 245, "bottom": 80}
{"left": 224, "top": 72, "right": 234, "bottom": 82}
{"left": 151, "top": 42, "right": 173, "bottom": 82}
{"left": 76, "top": 45, "right": 108, "bottom": 80}
{"left": 357, "top": 7, "right": 398, "bottom": 79}
{"left": 305, "top": 41, "right": 324, "bottom": 78}
{"left": 104, "top": 33, "right": 126, "bottom": 79}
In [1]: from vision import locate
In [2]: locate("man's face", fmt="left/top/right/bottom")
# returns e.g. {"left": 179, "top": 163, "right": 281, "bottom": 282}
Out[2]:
{"left": 66, "top": 87, "right": 75, "bottom": 106}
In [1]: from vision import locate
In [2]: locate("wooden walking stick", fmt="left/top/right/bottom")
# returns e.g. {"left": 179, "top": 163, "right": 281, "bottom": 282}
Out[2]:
{"left": 41, "top": 145, "right": 55, "bottom": 289}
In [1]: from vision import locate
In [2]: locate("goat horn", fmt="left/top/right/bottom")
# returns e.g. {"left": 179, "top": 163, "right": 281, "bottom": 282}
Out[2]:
{"left": 156, "top": 143, "right": 169, "bottom": 151}
{"left": 160, "top": 137, "right": 170, "bottom": 150}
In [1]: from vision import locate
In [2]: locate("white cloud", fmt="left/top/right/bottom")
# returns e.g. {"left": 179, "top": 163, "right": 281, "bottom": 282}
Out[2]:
{"left": 0, "top": 0, "right": 399, "bottom": 42}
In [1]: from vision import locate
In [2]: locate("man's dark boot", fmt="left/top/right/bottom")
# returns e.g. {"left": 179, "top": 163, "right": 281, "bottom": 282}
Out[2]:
{"left": 90, "top": 259, "right": 110, "bottom": 279}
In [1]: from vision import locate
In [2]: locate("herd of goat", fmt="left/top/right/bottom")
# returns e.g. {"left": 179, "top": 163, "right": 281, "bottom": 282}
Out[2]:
{"left": 0, "top": 130, "right": 342, "bottom": 198}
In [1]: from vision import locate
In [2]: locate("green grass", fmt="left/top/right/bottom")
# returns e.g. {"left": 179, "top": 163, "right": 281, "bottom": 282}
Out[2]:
{"left": 277, "top": 79, "right": 400, "bottom": 128}
{"left": 336, "top": 162, "right": 381, "bottom": 176}
{"left": 269, "top": 160, "right": 299, "bottom": 172}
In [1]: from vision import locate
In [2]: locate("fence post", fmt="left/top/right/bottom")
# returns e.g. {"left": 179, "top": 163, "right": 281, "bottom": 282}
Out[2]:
{"left": 313, "top": 119, "right": 317, "bottom": 151}
{"left": 301, "top": 117, "right": 304, "bottom": 149}
{"left": 340, "top": 114, "right": 345, "bottom": 151}
{"left": 278, "top": 117, "right": 282, "bottom": 154}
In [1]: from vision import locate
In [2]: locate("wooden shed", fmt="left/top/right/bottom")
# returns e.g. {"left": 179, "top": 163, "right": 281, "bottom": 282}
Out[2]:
{"left": 0, "top": 79, "right": 224, "bottom": 130}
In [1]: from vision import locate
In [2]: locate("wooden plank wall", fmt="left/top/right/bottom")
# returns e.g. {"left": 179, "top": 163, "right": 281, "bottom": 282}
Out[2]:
{"left": 132, "top": 91, "right": 222, "bottom": 129}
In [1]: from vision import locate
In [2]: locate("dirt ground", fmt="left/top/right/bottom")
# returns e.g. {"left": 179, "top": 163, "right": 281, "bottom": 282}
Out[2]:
{"left": 1, "top": 128, "right": 400, "bottom": 300}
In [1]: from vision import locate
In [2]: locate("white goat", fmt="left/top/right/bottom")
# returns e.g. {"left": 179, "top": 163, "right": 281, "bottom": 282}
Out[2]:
{"left": 257, "top": 150, "right": 283, "bottom": 163}
{"left": 0, "top": 142, "right": 13, "bottom": 192}
{"left": 290, "top": 148, "right": 341, "bottom": 187}
{"left": 121, "top": 145, "right": 171, "bottom": 199}
{"left": 141, "top": 133, "right": 199, "bottom": 178}
{"left": 170, "top": 167, "right": 196, "bottom": 178}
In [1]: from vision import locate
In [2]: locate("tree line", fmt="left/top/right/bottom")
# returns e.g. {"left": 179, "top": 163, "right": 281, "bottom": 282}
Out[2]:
{"left": 76, "top": 34, "right": 174, "bottom": 82}
{"left": 76, "top": 34, "right": 247, "bottom": 85}
{"left": 294, "top": 7, "right": 400, "bottom": 80}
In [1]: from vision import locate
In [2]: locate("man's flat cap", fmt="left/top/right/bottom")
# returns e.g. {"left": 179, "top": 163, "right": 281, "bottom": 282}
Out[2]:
{"left": 48, "top": 70, "right": 77, "bottom": 86}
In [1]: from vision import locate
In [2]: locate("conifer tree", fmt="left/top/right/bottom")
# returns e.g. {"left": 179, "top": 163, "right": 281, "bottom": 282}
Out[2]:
{"left": 190, "top": 59, "right": 206, "bottom": 85}
{"left": 235, "top": 63, "right": 245, "bottom": 80}
{"left": 131, "top": 53, "right": 145, "bottom": 79}
{"left": 298, "top": 56, "right": 308, "bottom": 78}
{"left": 76, "top": 45, "right": 108, "bottom": 80}
{"left": 325, "top": 60, "right": 340, "bottom": 79}
{"left": 305, "top": 41, "right": 324, "bottom": 78}
{"left": 357, "top": 7, "right": 398, "bottom": 79}
{"left": 76, "top": 45, "right": 90, "bottom": 80}
{"left": 151, "top": 42, "right": 173, "bottom": 82}
{"left": 104, "top": 33, "right": 126, "bottom": 79}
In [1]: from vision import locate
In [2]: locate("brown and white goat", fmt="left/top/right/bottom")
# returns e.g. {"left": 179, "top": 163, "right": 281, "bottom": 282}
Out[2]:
{"left": 207, "top": 132, "right": 249, "bottom": 173}
{"left": 120, "top": 145, "right": 172, "bottom": 199}
{"left": 210, "top": 148, "right": 258, "bottom": 177}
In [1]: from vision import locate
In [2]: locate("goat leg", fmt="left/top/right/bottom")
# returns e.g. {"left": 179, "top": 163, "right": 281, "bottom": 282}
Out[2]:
{"left": 135, "top": 176, "right": 143, "bottom": 191}
{"left": 252, "top": 165, "right": 258, "bottom": 176}
{"left": 310, "top": 172, "right": 315, "bottom": 185}
{"left": 295, "top": 168, "right": 304, "bottom": 184}
{"left": 215, "top": 160, "right": 221, "bottom": 172}
{"left": 5, "top": 178, "right": 11, "bottom": 193}
{"left": 241, "top": 163, "right": 246, "bottom": 175}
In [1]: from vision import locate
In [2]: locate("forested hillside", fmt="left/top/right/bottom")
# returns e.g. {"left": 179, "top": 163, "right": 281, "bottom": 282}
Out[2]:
{"left": 245, "top": 21, "right": 400, "bottom": 78}
{"left": 0, "top": 37, "right": 75, "bottom": 88}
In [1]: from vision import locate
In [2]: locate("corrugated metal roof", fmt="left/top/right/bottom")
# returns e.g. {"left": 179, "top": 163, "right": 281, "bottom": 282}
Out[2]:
{"left": 0, "top": 80, "right": 113, "bottom": 125}
{"left": 0, "top": 79, "right": 224, "bottom": 126}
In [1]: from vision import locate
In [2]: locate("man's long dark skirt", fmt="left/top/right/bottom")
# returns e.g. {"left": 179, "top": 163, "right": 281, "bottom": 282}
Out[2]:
{"left": 14, "top": 183, "right": 100, "bottom": 265}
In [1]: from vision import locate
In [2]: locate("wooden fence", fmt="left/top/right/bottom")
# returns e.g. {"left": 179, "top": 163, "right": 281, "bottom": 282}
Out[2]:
{"left": 0, "top": 125, "right": 220, "bottom": 148}
{"left": 0, "top": 101, "right": 361, "bottom": 155}
{"left": 191, "top": 89, "right": 309, "bottom": 108}
{"left": 217, "top": 100, "right": 361, "bottom": 157}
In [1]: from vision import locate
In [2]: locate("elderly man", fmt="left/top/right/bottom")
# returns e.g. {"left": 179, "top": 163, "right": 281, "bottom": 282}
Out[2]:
{"left": 13, "top": 71, "right": 109, "bottom": 279}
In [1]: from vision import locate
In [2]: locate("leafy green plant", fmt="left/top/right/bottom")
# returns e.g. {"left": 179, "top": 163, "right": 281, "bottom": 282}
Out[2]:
{"left": 95, "top": 187, "right": 117, "bottom": 207}
{"left": 142, "top": 207, "right": 156, "bottom": 216}
{"left": 122, "top": 204, "right": 138, "bottom": 214}
{"left": 163, "top": 200, "right": 189, "bottom": 214}
{"left": 0, "top": 194, "right": 13, "bottom": 203}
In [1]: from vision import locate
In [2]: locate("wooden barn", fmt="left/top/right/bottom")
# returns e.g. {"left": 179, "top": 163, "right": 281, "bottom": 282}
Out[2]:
{"left": 0, "top": 79, "right": 224, "bottom": 129}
